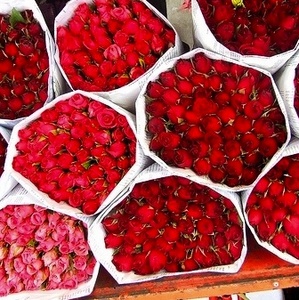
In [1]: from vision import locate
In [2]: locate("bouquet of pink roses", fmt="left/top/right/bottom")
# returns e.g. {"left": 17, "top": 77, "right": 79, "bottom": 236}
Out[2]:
{"left": 0, "top": 185, "right": 99, "bottom": 299}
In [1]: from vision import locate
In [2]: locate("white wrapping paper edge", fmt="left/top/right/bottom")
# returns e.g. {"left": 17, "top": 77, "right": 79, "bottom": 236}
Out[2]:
{"left": 4, "top": 90, "right": 150, "bottom": 218}
{"left": 0, "top": 184, "right": 100, "bottom": 300}
{"left": 135, "top": 47, "right": 291, "bottom": 193}
{"left": 275, "top": 50, "right": 299, "bottom": 138}
{"left": 0, "top": 127, "right": 18, "bottom": 201}
{"left": 0, "top": 0, "right": 60, "bottom": 129}
{"left": 89, "top": 163, "right": 247, "bottom": 284}
{"left": 241, "top": 137, "right": 299, "bottom": 264}
{"left": 191, "top": 0, "right": 299, "bottom": 74}
{"left": 54, "top": 0, "right": 184, "bottom": 113}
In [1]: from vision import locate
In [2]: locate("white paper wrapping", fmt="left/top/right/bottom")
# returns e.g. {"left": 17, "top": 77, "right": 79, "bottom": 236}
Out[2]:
{"left": 89, "top": 163, "right": 247, "bottom": 284}
{"left": 54, "top": 0, "right": 184, "bottom": 113}
{"left": 0, "top": 126, "right": 17, "bottom": 201}
{"left": 241, "top": 137, "right": 299, "bottom": 264}
{"left": 0, "top": 0, "right": 61, "bottom": 129}
{"left": 135, "top": 47, "right": 291, "bottom": 193}
{"left": 191, "top": 0, "right": 299, "bottom": 74}
{"left": 275, "top": 50, "right": 299, "bottom": 138}
{"left": 4, "top": 90, "right": 151, "bottom": 218}
{"left": 0, "top": 184, "right": 100, "bottom": 300}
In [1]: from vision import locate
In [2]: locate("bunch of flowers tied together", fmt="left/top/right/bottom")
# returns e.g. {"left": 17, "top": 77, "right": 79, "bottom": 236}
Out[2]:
{"left": 197, "top": 0, "right": 299, "bottom": 56}
{"left": 145, "top": 52, "right": 287, "bottom": 188}
{"left": 0, "top": 133, "right": 7, "bottom": 176}
{"left": 102, "top": 176, "right": 243, "bottom": 275}
{"left": 0, "top": 9, "right": 49, "bottom": 120}
{"left": 294, "top": 65, "right": 299, "bottom": 118}
{"left": 57, "top": 0, "right": 175, "bottom": 92}
{"left": 12, "top": 94, "right": 136, "bottom": 215}
{"left": 0, "top": 204, "right": 96, "bottom": 296}
{"left": 246, "top": 153, "right": 299, "bottom": 259}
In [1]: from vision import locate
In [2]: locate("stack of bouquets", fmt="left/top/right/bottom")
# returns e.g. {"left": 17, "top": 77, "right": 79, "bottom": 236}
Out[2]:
{"left": 5, "top": 90, "right": 149, "bottom": 218}
{"left": 0, "top": 126, "right": 17, "bottom": 201}
{"left": 136, "top": 47, "right": 291, "bottom": 192}
{"left": 191, "top": 0, "right": 299, "bottom": 73}
{"left": 54, "top": 0, "right": 184, "bottom": 112}
{"left": 242, "top": 138, "right": 299, "bottom": 264}
{"left": 0, "top": 185, "right": 99, "bottom": 299}
{"left": 0, "top": 0, "right": 58, "bottom": 128}
{"left": 89, "top": 163, "right": 246, "bottom": 284}
{"left": 275, "top": 50, "right": 299, "bottom": 138}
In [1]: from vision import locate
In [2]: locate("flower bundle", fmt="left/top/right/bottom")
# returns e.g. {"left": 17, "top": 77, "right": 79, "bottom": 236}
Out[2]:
{"left": 0, "top": 186, "right": 99, "bottom": 298}
{"left": 90, "top": 164, "right": 246, "bottom": 284}
{"left": 191, "top": 0, "right": 299, "bottom": 73}
{"left": 0, "top": 1, "right": 55, "bottom": 127}
{"left": 243, "top": 138, "right": 299, "bottom": 264}
{"left": 54, "top": 0, "right": 182, "bottom": 111}
{"left": 136, "top": 48, "right": 290, "bottom": 191}
{"left": 6, "top": 91, "right": 146, "bottom": 216}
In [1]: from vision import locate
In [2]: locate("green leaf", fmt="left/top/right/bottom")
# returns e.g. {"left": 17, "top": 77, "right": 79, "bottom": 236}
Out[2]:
{"left": 9, "top": 8, "right": 26, "bottom": 27}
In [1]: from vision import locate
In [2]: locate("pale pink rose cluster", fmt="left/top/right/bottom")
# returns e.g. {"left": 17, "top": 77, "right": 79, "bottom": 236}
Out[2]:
{"left": 0, "top": 204, "right": 96, "bottom": 296}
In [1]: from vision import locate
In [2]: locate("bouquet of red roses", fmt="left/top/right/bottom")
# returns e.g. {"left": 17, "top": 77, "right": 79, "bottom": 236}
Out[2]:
{"left": 54, "top": 0, "right": 183, "bottom": 112}
{"left": 136, "top": 48, "right": 291, "bottom": 192}
{"left": 90, "top": 163, "right": 246, "bottom": 284}
{"left": 242, "top": 138, "right": 299, "bottom": 264}
{"left": 191, "top": 0, "right": 299, "bottom": 73}
{"left": 0, "top": 0, "right": 56, "bottom": 128}
{"left": 5, "top": 91, "right": 148, "bottom": 217}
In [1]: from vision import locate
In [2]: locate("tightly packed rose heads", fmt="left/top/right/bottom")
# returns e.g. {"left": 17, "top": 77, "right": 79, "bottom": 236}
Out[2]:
{"left": 102, "top": 176, "right": 244, "bottom": 275}
{"left": 196, "top": 0, "right": 299, "bottom": 56}
{"left": 245, "top": 152, "right": 299, "bottom": 260}
{"left": 294, "top": 65, "right": 299, "bottom": 118}
{"left": 0, "top": 133, "right": 7, "bottom": 176}
{"left": 56, "top": 0, "right": 175, "bottom": 92}
{"left": 0, "top": 9, "right": 49, "bottom": 120}
{"left": 144, "top": 51, "right": 288, "bottom": 188}
{"left": 0, "top": 204, "right": 96, "bottom": 296}
{"left": 12, "top": 93, "right": 136, "bottom": 215}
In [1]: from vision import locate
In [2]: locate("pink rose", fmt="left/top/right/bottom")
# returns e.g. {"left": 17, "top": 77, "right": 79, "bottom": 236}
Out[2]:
{"left": 4, "top": 229, "right": 19, "bottom": 244}
{"left": 36, "top": 236, "right": 55, "bottom": 252}
{"left": 42, "top": 248, "right": 58, "bottom": 266}
{"left": 59, "top": 270, "right": 78, "bottom": 289}
{"left": 104, "top": 44, "right": 122, "bottom": 60}
{"left": 73, "top": 255, "right": 87, "bottom": 271}
{"left": 34, "top": 268, "right": 49, "bottom": 287}
{"left": 8, "top": 243, "right": 24, "bottom": 259}
{"left": 75, "top": 269, "right": 89, "bottom": 283}
{"left": 50, "top": 254, "right": 69, "bottom": 274}
{"left": 0, "top": 282, "right": 9, "bottom": 296}
{"left": 47, "top": 212, "right": 61, "bottom": 229}
{"left": 21, "top": 247, "right": 38, "bottom": 264}
{"left": 97, "top": 107, "right": 118, "bottom": 129}
{"left": 86, "top": 256, "right": 97, "bottom": 276}
{"left": 26, "top": 259, "right": 43, "bottom": 275}
{"left": 88, "top": 100, "right": 106, "bottom": 117}
{"left": 7, "top": 215, "right": 21, "bottom": 229}
{"left": 110, "top": 6, "right": 131, "bottom": 21}
{"left": 13, "top": 257, "right": 26, "bottom": 273}
{"left": 73, "top": 241, "right": 90, "bottom": 256}
{"left": 68, "top": 94, "right": 89, "bottom": 109}
{"left": 58, "top": 240, "right": 71, "bottom": 254}
{"left": 30, "top": 210, "right": 47, "bottom": 226}
{"left": 35, "top": 223, "right": 49, "bottom": 242}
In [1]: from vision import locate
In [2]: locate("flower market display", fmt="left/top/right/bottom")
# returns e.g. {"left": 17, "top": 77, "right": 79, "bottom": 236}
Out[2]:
{"left": 7, "top": 91, "right": 141, "bottom": 216}
{"left": 136, "top": 48, "right": 290, "bottom": 191}
{"left": 1, "top": 0, "right": 299, "bottom": 298}
{"left": 0, "top": 8, "right": 50, "bottom": 120}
